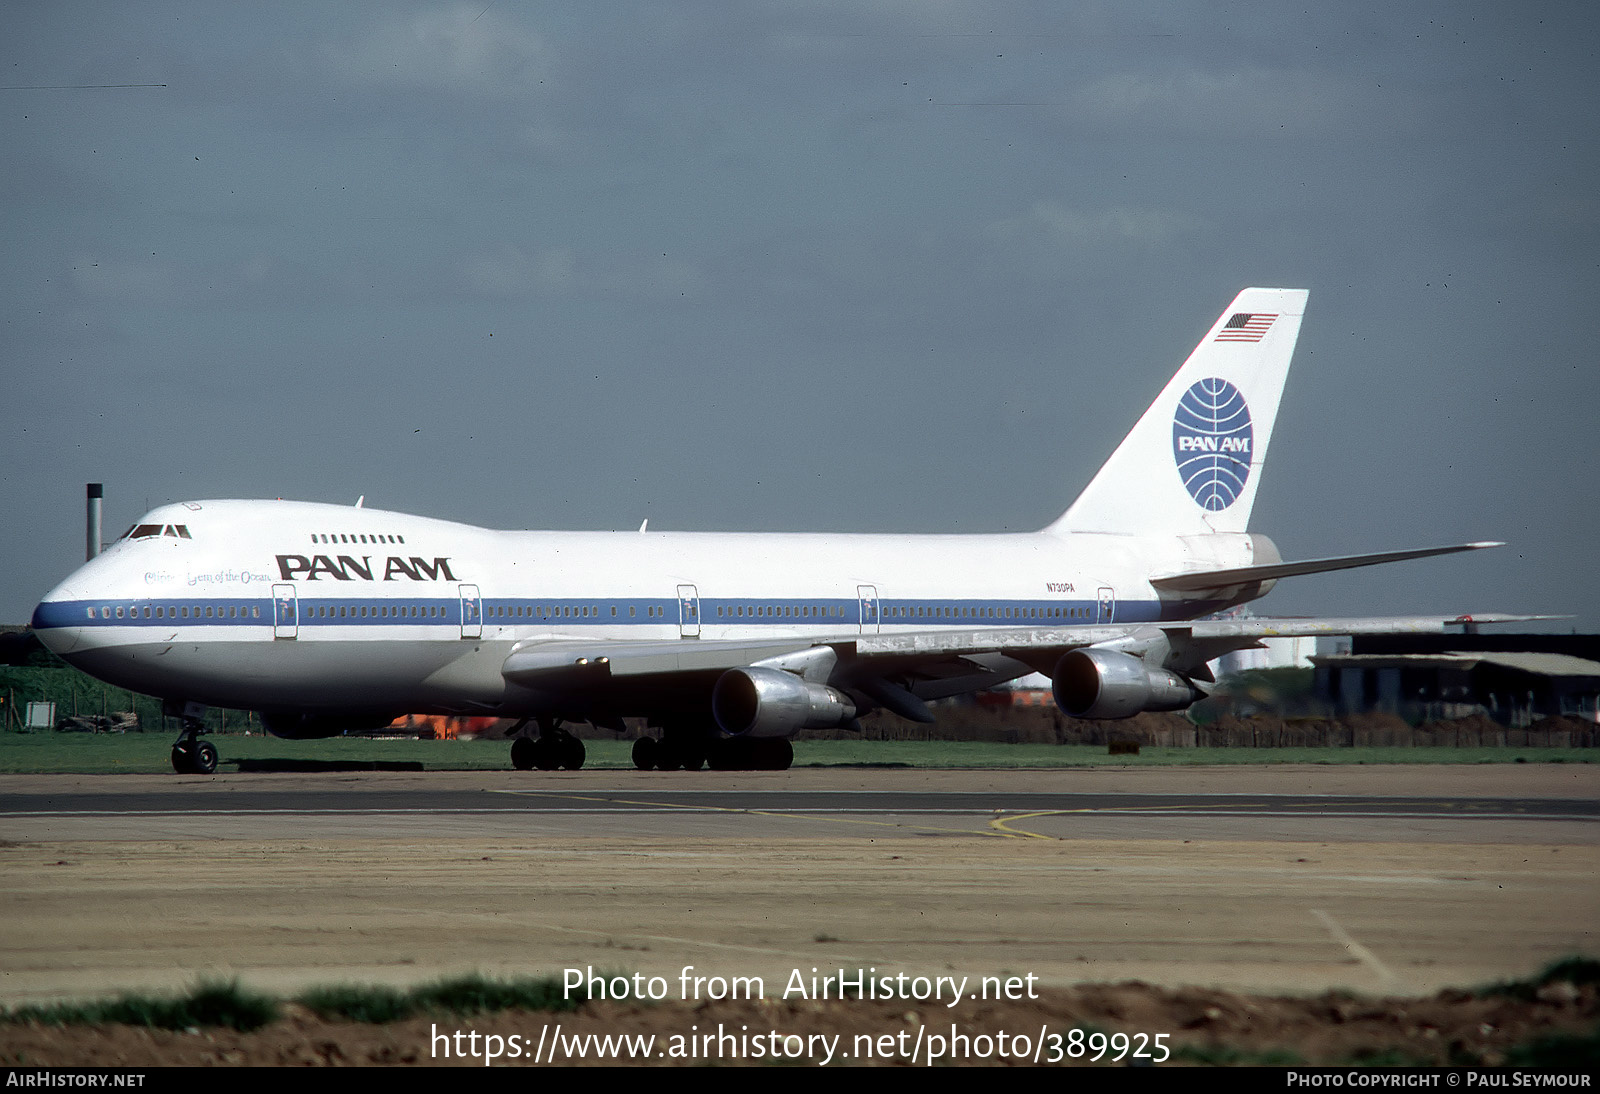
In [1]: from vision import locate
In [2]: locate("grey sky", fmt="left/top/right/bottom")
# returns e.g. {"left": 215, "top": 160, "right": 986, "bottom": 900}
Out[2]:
{"left": 4, "top": 2, "right": 1596, "bottom": 631}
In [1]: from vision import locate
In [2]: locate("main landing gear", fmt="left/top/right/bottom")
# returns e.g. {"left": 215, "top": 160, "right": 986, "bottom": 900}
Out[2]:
{"left": 632, "top": 730, "right": 792, "bottom": 772}
{"left": 506, "top": 720, "right": 793, "bottom": 773}
{"left": 509, "top": 717, "right": 586, "bottom": 771}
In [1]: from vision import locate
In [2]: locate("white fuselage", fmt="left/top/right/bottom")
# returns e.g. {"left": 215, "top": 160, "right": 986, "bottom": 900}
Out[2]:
{"left": 32, "top": 498, "right": 1257, "bottom": 716}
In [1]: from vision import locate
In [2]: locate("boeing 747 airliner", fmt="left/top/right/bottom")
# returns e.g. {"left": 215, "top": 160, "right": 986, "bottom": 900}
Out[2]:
{"left": 31, "top": 289, "right": 1521, "bottom": 773}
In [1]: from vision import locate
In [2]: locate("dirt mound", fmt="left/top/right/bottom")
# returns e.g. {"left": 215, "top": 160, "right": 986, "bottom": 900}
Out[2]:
{"left": 1526, "top": 714, "right": 1598, "bottom": 737}
{"left": 4, "top": 981, "right": 1593, "bottom": 1067}
{"left": 1418, "top": 712, "right": 1505, "bottom": 738}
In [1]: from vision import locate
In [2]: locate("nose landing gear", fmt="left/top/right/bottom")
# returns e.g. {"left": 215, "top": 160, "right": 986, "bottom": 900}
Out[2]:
{"left": 170, "top": 725, "right": 217, "bottom": 774}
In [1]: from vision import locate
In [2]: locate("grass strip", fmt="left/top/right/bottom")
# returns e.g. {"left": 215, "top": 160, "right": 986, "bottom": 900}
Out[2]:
{"left": 1477, "top": 955, "right": 1600, "bottom": 1001}
{"left": 6, "top": 974, "right": 606, "bottom": 1030}
{"left": 298, "top": 974, "right": 583, "bottom": 1022}
{"left": 6, "top": 980, "right": 277, "bottom": 1032}
{"left": 1, "top": 732, "right": 1593, "bottom": 774}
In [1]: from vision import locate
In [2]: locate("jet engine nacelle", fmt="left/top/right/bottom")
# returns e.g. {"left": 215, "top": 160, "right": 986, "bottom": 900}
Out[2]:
{"left": 259, "top": 711, "right": 394, "bottom": 739}
{"left": 1051, "top": 648, "right": 1200, "bottom": 720}
{"left": 712, "top": 667, "right": 858, "bottom": 739}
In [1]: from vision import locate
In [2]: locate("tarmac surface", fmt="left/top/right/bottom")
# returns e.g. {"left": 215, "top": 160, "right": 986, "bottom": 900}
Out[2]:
{"left": 2, "top": 764, "right": 1596, "bottom": 1006}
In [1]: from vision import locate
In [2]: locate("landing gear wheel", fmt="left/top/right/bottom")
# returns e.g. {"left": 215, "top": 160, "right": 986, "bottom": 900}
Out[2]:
{"left": 709, "top": 738, "right": 794, "bottom": 771}
{"left": 656, "top": 724, "right": 711, "bottom": 772}
{"left": 170, "top": 725, "right": 217, "bottom": 774}
{"left": 707, "top": 739, "right": 745, "bottom": 771}
{"left": 632, "top": 736, "right": 659, "bottom": 771}
{"left": 759, "top": 739, "right": 793, "bottom": 771}
{"left": 677, "top": 743, "right": 706, "bottom": 772}
{"left": 560, "top": 736, "right": 586, "bottom": 771}
{"left": 654, "top": 738, "right": 683, "bottom": 772}
{"left": 510, "top": 736, "right": 538, "bottom": 771}
{"left": 192, "top": 740, "right": 218, "bottom": 775}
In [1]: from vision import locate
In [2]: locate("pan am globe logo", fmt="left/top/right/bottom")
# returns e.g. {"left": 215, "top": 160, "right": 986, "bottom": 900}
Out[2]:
{"left": 1172, "top": 377, "right": 1253, "bottom": 510}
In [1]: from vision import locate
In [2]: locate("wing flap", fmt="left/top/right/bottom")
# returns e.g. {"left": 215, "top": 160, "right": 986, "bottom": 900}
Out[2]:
{"left": 502, "top": 637, "right": 817, "bottom": 684}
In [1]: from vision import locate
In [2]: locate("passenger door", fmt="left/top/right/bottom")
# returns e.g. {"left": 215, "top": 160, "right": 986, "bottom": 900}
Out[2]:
{"left": 459, "top": 584, "right": 482, "bottom": 639}
{"left": 1097, "top": 586, "right": 1115, "bottom": 624}
{"left": 677, "top": 584, "right": 700, "bottom": 638}
{"left": 272, "top": 584, "right": 298, "bottom": 640}
{"left": 857, "top": 584, "right": 881, "bottom": 634}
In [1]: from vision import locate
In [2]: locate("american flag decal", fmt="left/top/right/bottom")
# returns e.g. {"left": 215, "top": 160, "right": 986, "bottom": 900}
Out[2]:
{"left": 1214, "top": 312, "right": 1277, "bottom": 342}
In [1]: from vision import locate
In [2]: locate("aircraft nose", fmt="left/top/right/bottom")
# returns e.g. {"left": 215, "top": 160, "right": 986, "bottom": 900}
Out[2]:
{"left": 32, "top": 583, "right": 85, "bottom": 655}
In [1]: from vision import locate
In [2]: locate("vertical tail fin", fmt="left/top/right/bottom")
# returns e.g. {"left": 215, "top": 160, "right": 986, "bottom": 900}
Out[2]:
{"left": 1044, "top": 287, "right": 1308, "bottom": 537}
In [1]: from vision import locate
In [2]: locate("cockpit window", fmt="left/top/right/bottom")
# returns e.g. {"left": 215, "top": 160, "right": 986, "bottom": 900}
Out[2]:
{"left": 120, "top": 524, "right": 191, "bottom": 541}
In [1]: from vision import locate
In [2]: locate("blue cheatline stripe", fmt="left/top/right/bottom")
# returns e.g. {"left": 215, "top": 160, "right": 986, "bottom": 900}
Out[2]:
{"left": 33, "top": 593, "right": 1214, "bottom": 634}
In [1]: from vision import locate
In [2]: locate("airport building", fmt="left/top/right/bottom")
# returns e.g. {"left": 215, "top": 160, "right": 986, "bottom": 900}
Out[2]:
{"left": 1312, "top": 634, "right": 1600, "bottom": 726}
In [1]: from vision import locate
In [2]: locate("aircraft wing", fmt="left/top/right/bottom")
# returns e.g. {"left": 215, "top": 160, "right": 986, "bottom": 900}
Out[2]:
{"left": 850, "top": 612, "right": 1556, "bottom": 685}
{"left": 500, "top": 612, "right": 1554, "bottom": 723}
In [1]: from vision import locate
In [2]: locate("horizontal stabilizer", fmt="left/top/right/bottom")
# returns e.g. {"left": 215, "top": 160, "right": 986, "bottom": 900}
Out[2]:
{"left": 1151, "top": 542, "right": 1504, "bottom": 593}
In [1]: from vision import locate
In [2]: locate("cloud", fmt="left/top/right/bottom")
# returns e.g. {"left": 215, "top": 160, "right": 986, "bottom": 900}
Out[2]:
{"left": 455, "top": 245, "right": 702, "bottom": 301}
{"left": 458, "top": 245, "right": 576, "bottom": 297}
{"left": 1062, "top": 66, "right": 1423, "bottom": 139}
{"left": 322, "top": 4, "right": 553, "bottom": 101}
{"left": 62, "top": 252, "right": 334, "bottom": 308}
{"left": 987, "top": 201, "right": 1208, "bottom": 248}
{"left": 67, "top": 257, "right": 180, "bottom": 304}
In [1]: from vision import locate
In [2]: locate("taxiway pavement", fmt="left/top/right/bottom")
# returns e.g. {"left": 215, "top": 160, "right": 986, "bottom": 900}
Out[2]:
{"left": 2, "top": 765, "right": 1595, "bottom": 1005}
